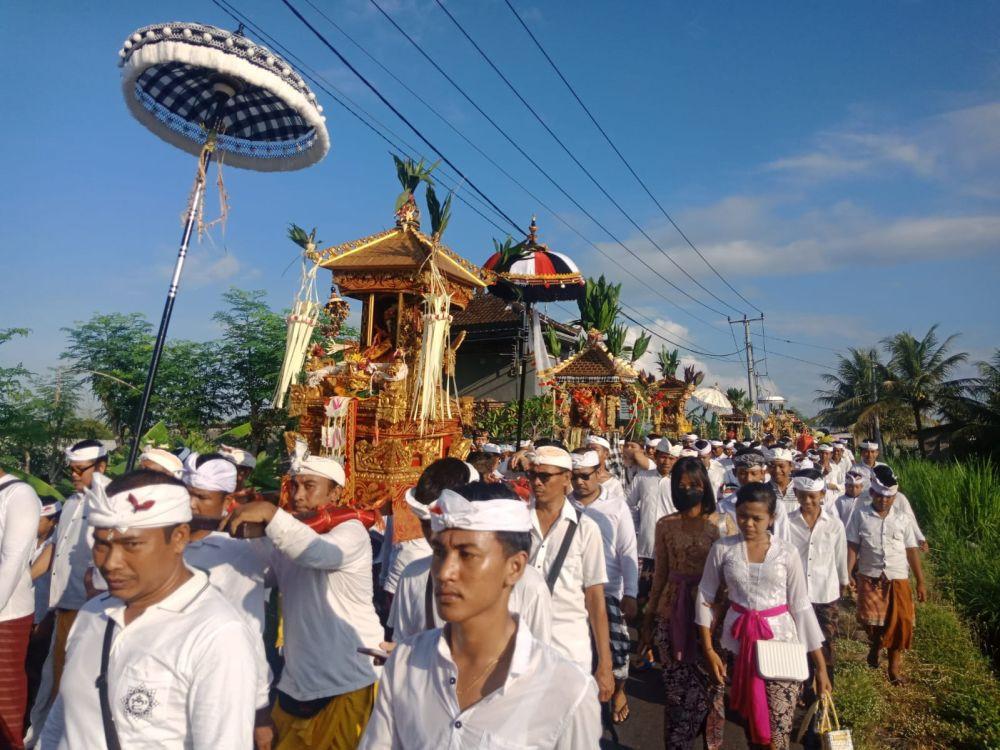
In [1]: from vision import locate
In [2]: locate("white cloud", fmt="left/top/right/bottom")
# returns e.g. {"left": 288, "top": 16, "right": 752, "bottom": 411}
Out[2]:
{"left": 160, "top": 250, "right": 255, "bottom": 288}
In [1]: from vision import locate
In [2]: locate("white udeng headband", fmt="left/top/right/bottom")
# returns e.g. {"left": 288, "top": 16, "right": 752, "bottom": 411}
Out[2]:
{"left": 792, "top": 475, "right": 826, "bottom": 493}
{"left": 186, "top": 458, "right": 237, "bottom": 493}
{"left": 429, "top": 489, "right": 531, "bottom": 533}
{"left": 87, "top": 483, "right": 192, "bottom": 532}
{"left": 403, "top": 487, "right": 433, "bottom": 521}
{"left": 859, "top": 441, "right": 879, "bottom": 451}
{"left": 869, "top": 476, "right": 898, "bottom": 497}
{"left": 66, "top": 444, "right": 107, "bottom": 462}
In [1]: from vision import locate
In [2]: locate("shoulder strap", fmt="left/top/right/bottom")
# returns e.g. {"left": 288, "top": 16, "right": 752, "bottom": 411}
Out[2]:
{"left": 424, "top": 573, "right": 435, "bottom": 631}
{"left": 545, "top": 509, "right": 582, "bottom": 594}
{"left": 95, "top": 618, "right": 122, "bottom": 750}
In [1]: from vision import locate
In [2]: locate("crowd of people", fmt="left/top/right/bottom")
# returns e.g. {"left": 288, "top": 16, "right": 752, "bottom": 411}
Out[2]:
{"left": 0, "top": 427, "right": 928, "bottom": 749}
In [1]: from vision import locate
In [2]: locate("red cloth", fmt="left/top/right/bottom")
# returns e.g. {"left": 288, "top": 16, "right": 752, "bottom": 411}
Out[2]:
{"left": 796, "top": 433, "right": 814, "bottom": 453}
{"left": 0, "top": 614, "right": 33, "bottom": 749}
{"left": 729, "top": 602, "right": 789, "bottom": 746}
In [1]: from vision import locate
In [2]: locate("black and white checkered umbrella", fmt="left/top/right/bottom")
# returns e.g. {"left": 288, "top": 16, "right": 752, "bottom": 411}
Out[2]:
{"left": 118, "top": 22, "right": 330, "bottom": 469}
{"left": 119, "top": 21, "right": 329, "bottom": 171}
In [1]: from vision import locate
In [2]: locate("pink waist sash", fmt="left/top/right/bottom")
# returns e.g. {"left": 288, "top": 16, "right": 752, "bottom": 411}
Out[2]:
{"left": 729, "top": 602, "right": 790, "bottom": 745}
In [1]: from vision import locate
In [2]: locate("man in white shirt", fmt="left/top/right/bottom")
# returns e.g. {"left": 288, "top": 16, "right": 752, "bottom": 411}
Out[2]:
{"left": 570, "top": 450, "right": 638, "bottom": 724}
{"left": 787, "top": 468, "right": 849, "bottom": 700}
{"left": 0, "top": 468, "right": 42, "bottom": 749}
{"left": 834, "top": 470, "right": 867, "bottom": 527}
{"left": 225, "top": 455, "right": 383, "bottom": 748}
{"left": 389, "top": 462, "right": 552, "bottom": 643}
{"left": 219, "top": 444, "right": 257, "bottom": 491}
{"left": 832, "top": 443, "right": 851, "bottom": 477}
{"left": 183, "top": 454, "right": 274, "bottom": 749}
{"left": 38, "top": 469, "right": 258, "bottom": 749}
{"left": 626, "top": 441, "right": 678, "bottom": 605}
{"left": 26, "top": 441, "right": 111, "bottom": 746}
{"left": 717, "top": 448, "right": 767, "bottom": 517}
{"left": 360, "top": 484, "right": 601, "bottom": 749}
{"left": 585, "top": 435, "right": 629, "bottom": 504}
{"left": 768, "top": 447, "right": 798, "bottom": 516}
{"left": 526, "top": 447, "right": 613, "bottom": 703}
{"left": 695, "top": 439, "right": 727, "bottom": 498}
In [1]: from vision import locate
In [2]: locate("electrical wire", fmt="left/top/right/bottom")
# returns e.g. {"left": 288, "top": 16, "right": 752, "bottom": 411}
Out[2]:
{"left": 366, "top": 0, "right": 731, "bottom": 333}
{"left": 752, "top": 331, "right": 843, "bottom": 354}
{"left": 765, "top": 349, "right": 833, "bottom": 371}
{"left": 501, "top": 0, "right": 762, "bottom": 316}
{"left": 433, "top": 0, "right": 743, "bottom": 319}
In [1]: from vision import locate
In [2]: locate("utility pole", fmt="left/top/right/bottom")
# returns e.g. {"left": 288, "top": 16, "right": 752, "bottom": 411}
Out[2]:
{"left": 870, "top": 349, "right": 883, "bottom": 449}
{"left": 730, "top": 315, "right": 764, "bottom": 438}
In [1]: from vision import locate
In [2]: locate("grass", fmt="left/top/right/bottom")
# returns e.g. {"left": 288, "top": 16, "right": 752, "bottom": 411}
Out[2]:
{"left": 830, "top": 457, "right": 1000, "bottom": 748}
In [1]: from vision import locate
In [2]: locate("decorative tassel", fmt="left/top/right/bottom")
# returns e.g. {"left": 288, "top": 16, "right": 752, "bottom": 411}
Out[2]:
{"left": 272, "top": 260, "right": 320, "bottom": 408}
{"left": 410, "top": 253, "right": 452, "bottom": 433}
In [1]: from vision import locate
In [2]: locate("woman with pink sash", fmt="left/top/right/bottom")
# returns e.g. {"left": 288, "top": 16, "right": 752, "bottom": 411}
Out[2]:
{"left": 639, "top": 458, "right": 735, "bottom": 750}
{"left": 695, "top": 482, "right": 831, "bottom": 750}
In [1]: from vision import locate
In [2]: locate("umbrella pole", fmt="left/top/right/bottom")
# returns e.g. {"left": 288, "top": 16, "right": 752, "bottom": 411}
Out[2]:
{"left": 126, "top": 146, "right": 214, "bottom": 469}
{"left": 514, "top": 303, "right": 530, "bottom": 447}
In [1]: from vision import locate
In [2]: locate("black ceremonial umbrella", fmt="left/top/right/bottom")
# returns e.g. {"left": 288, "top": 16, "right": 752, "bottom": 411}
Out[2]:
{"left": 117, "top": 22, "right": 330, "bottom": 467}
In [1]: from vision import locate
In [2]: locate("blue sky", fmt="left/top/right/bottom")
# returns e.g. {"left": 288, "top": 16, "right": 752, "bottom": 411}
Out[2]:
{"left": 2, "top": 0, "right": 998, "bottom": 413}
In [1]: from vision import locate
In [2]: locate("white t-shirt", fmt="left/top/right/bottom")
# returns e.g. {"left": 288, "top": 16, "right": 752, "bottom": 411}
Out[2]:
{"left": 49, "top": 474, "right": 110, "bottom": 611}
{"left": 184, "top": 531, "right": 269, "bottom": 634}
{"left": 0, "top": 475, "right": 42, "bottom": 621}
{"left": 627, "top": 469, "right": 676, "bottom": 560}
{"left": 383, "top": 537, "right": 432, "bottom": 595}
{"left": 572, "top": 487, "right": 639, "bottom": 600}
{"left": 787, "top": 509, "right": 849, "bottom": 604}
{"left": 359, "top": 621, "right": 601, "bottom": 750}
{"left": 262, "top": 510, "right": 383, "bottom": 700}
{"left": 390, "top": 557, "right": 553, "bottom": 644}
{"left": 38, "top": 569, "right": 258, "bottom": 749}
{"left": 528, "top": 500, "right": 607, "bottom": 669}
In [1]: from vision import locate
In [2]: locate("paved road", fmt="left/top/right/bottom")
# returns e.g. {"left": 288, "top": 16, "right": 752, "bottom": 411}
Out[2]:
{"left": 600, "top": 666, "right": 805, "bottom": 750}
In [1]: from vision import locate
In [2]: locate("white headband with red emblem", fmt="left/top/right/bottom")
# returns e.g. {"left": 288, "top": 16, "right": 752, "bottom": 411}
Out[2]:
{"left": 86, "top": 482, "right": 192, "bottom": 532}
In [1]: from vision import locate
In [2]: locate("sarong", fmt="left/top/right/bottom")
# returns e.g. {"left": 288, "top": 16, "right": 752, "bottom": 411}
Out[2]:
{"left": 856, "top": 575, "right": 914, "bottom": 649}
{"left": 273, "top": 683, "right": 376, "bottom": 750}
{"left": 605, "top": 595, "right": 631, "bottom": 680}
{"left": 655, "top": 618, "right": 724, "bottom": 750}
{"left": 0, "top": 614, "right": 33, "bottom": 749}
{"left": 52, "top": 609, "right": 78, "bottom": 695}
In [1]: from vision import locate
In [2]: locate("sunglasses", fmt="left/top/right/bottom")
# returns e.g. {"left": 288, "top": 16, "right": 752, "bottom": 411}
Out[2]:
{"left": 571, "top": 471, "right": 597, "bottom": 481}
{"left": 69, "top": 462, "right": 97, "bottom": 477}
{"left": 526, "top": 470, "right": 566, "bottom": 483}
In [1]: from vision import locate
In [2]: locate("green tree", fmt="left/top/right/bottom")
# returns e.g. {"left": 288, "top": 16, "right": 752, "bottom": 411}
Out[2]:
{"left": 154, "top": 340, "right": 227, "bottom": 432}
{"left": 214, "top": 288, "right": 288, "bottom": 451}
{"left": 933, "top": 350, "right": 1000, "bottom": 459}
{"left": 883, "top": 325, "right": 968, "bottom": 457}
{"left": 816, "top": 347, "right": 894, "bottom": 437}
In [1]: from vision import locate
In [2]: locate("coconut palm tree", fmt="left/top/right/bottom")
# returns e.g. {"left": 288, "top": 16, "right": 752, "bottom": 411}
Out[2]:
{"left": 815, "top": 347, "right": 893, "bottom": 439}
{"left": 882, "top": 325, "right": 969, "bottom": 457}
{"left": 935, "top": 350, "right": 1000, "bottom": 459}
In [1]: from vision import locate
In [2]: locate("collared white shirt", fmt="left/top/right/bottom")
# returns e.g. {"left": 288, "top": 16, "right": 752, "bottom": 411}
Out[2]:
{"left": 696, "top": 535, "right": 825, "bottom": 655}
{"left": 49, "top": 473, "right": 110, "bottom": 611}
{"left": 706, "top": 459, "right": 727, "bottom": 498}
{"left": 892, "top": 491, "right": 926, "bottom": 543}
{"left": 360, "top": 620, "right": 602, "bottom": 750}
{"left": 770, "top": 480, "right": 799, "bottom": 517}
{"left": 263, "top": 509, "right": 382, "bottom": 699}
{"left": 572, "top": 486, "right": 639, "bottom": 599}
{"left": 845, "top": 504, "right": 917, "bottom": 580}
{"left": 38, "top": 568, "right": 258, "bottom": 749}
{"left": 0, "top": 474, "right": 41, "bottom": 621}
{"left": 383, "top": 536, "right": 431, "bottom": 595}
{"left": 390, "top": 557, "right": 553, "bottom": 644}
{"left": 835, "top": 492, "right": 864, "bottom": 528}
{"left": 787, "top": 509, "right": 849, "bottom": 604}
{"left": 627, "top": 469, "right": 676, "bottom": 559}
{"left": 528, "top": 500, "right": 607, "bottom": 669}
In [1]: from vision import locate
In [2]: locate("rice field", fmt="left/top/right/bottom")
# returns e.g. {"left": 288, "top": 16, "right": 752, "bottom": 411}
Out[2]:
{"left": 896, "top": 457, "right": 1000, "bottom": 659}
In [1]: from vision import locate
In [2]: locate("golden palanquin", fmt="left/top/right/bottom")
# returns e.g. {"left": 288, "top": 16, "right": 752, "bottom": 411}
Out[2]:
{"left": 648, "top": 374, "right": 696, "bottom": 440}
{"left": 539, "top": 339, "right": 638, "bottom": 449}
{"left": 287, "top": 209, "right": 485, "bottom": 542}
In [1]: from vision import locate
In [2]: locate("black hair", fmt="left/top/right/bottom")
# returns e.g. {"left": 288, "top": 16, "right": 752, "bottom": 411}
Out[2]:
{"left": 454, "top": 480, "right": 531, "bottom": 557}
{"left": 414, "top": 457, "right": 473, "bottom": 505}
{"left": 791, "top": 468, "right": 824, "bottom": 482}
{"left": 105, "top": 468, "right": 186, "bottom": 496}
{"left": 70, "top": 439, "right": 104, "bottom": 452}
{"left": 735, "top": 481, "right": 777, "bottom": 515}
{"left": 669, "top": 457, "right": 716, "bottom": 515}
{"left": 533, "top": 437, "right": 567, "bottom": 450}
{"left": 464, "top": 451, "right": 495, "bottom": 478}
{"left": 195, "top": 452, "right": 233, "bottom": 468}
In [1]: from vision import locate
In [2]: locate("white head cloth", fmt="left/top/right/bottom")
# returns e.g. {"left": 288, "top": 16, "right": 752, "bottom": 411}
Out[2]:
{"left": 291, "top": 454, "right": 346, "bottom": 487}
{"left": 219, "top": 444, "right": 257, "bottom": 469}
{"left": 668, "top": 444, "right": 683, "bottom": 457}
{"left": 186, "top": 457, "right": 237, "bottom": 493}
{"left": 65, "top": 442, "right": 108, "bottom": 462}
{"left": 771, "top": 448, "right": 794, "bottom": 463}
{"left": 87, "top": 481, "right": 192, "bottom": 532}
{"left": 183, "top": 451, "right": 200, "bottom": 475}
{"left": 531, "top": 446, "right": 573, "bottom": 470}
{"left": 818, "top": 444, "right": 833, "bottom": 453}
{"left": 870, "top": 470, "right": 899, "bottom": 497}
{"left": 845, "top": 471, "right": 866, "bottom": 487}
{"left": 140, "top": 448, "right": 184, "bottom": 479}
{"left": 403, "top": 487, "right": 433, "bottom": 521}
{"left": 40, "top": 499, "right": 62, "bottom": 517}
{"left": 654, "top": 439, "right": 673, "bottom": 454}
{"left": 694, "top": 440, "right": 712, "bottom": 457}
{"left": 586, "top": 435, "right": 611, "bottom": 451}
{"left": 643, "top": 437, "right": 658, "bottom": 448}
{"left": 724, "top": 440, "right": 737, "bottom": 449}
{"left": 684, "top": 433, "right": 698, "bottom": 442}
{"left": 464, "top": 463, "right": 481, "bottom": 482}
{"left": 797, "top": 458, "right": 815, "bottom": 470}
{"left": 680, "top": 448, "right": 699, "bottom": 458}
{"left": 710, "top": 440, "right": 723, "bottom": 447}
{"left": 482, "top": 443, "right": 502, "bottom": 455}
{"left": 519, "top": 440, "right": 533, "bottom": 449}
{"left": 793, "top": 474, "right": 826, "bottom": 493}
{"left": 429, "top": 489, "right": 531, "bottom": 533}
{"left": 859, "top": 441, "right": 879, "bottom": 451}
{"left": 571, "top": 451, "right": 600, "bottom": 470}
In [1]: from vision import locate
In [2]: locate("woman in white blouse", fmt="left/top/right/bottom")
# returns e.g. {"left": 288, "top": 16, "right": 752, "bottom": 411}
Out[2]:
{"left": 695, "top": 482, "right": 832, "bottom": 750}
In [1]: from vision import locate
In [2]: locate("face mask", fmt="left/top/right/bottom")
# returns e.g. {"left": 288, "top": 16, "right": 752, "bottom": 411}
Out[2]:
{"left": 674, "top": 486, "right": 704, "bottom": 512}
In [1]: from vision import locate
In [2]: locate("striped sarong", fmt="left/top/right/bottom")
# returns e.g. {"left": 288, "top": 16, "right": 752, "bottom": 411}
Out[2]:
{"left": 605, "top": 595, "right": 631, "bottom": 680}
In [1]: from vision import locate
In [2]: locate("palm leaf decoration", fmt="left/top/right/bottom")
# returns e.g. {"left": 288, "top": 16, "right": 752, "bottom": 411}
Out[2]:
{"left": 605, "top": 323, "right": 628, "bottom": 357}
{"left": 392, "top": 155, "right": 438, "bottom": 211}
{"left": 491, "top": 236, "right": 530, "bottom": 272}
{"left": 577, "top": 275, "right": 621, "bottom": 334}
{"left": 630, "top": 331, "right": 651, "bottom": 363}
{"left": 544, "top": 325, "right": 563, "bottom": 358}
{"left": 425, "top": 183, "right": 453, "bottom": 239}
{"left": 657, "top": 347, "right": 681, "bottom": 378}
{"left": 288, "top": 223, "right": 320, "bottom": 254}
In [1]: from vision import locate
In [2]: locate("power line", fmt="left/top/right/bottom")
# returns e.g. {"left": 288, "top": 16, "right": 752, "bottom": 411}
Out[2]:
{"left": 434, "top": 0, "right": 742, "bottom": 319}
{"left": 279, "top": 0, "right": 523, "bottom": 234}
{"left": 366, "top": 0, "right": 731, "bottom": 334}
{"left": 501, "top": 0, "right": 762, "bottom": 316}
{"left": 752, "top": 331, "right": 842, "bottom": 354}
{"left": 765, "top": 349, "right": 833, "bottom": 371}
